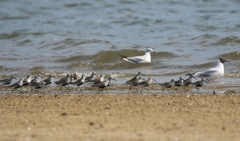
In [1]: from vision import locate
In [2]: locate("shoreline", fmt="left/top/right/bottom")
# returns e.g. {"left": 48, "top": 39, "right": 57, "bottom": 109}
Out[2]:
{"left": 1, "top": 94, "right": 240, "bottom": 141}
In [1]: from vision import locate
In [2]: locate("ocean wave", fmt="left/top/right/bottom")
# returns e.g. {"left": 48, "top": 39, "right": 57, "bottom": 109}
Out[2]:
{"left": 212, "top": 36, "right": 240, "bottom": 45}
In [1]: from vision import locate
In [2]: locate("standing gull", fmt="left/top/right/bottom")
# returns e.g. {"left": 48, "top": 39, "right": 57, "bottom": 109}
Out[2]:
{"left": 194, "top": 58, "right": 229, "bottom": 81}
{"left": 118, "top": 48, "right": 156, "bottom": 64}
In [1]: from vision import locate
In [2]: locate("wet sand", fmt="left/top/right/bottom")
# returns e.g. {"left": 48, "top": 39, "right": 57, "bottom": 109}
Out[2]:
{"left": 0, "top": 93, "right": 240, "bottom": 141}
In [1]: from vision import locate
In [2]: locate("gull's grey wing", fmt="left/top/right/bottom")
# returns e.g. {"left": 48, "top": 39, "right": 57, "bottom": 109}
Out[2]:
{"left": 127, "top": 58, "right": 147, "bottom": 64}
{"left": 197, "top": 70, "right": 218, "bottom": 77}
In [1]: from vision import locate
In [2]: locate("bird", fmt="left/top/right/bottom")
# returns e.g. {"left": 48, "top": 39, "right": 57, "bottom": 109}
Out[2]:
{"left": 55, "top": 74, "right": 71, "bottom": 90}
{"left": 183, "top": 74, "right": 197, "bottom": 90}
{"left": 194, "top": 58, "right": 229, "bottom": 81}
{"left": 118, "top": 48, "right": 156, "bottom": 64}
{"left": 125, "top": 72, "right": 143, "bottom": 90}
{"left": 158, "top": 79, "right": 175, "bottom": 92}
{"left": 8, "top": 78, "right": 24, "bottom": 93}
{"left": 136, "top": 76, "right": 154, "bottom": 93}
{"left": 43, "top": 74, "right": 55, "bottom": 86}
{"left": 191, "top": 78, "right": 209, "bottom": 92}
{"left": 92, "top": 74, "right": 104, "bottom": 84}
{"left": 91, "top": 77, "right": 116, "bottom": 93}
{"left": 32, "top": 81, "right": 46, "bottom": 93}
{"left": 128, "top": 76, "right": 145, "bottom": 91}
{"left": 0, "top": 75, "right": 17, "bottom": 85}
{"left": 22, "top": 75, "right": 32, "bottom": 86}
{"left": 85, "top": 72, "right": 98, "bottom": 82}
{"left": 71, "top": 74, "right": 86, "bottom": 91}
{"left": 174, "top": 77, "right": 184, "bottom": 92}
{"left": 29, "top": 75, "right": 42, "bottom": 86}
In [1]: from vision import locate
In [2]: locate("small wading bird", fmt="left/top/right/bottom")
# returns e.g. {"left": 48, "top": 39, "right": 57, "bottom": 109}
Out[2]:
{"left": 92, "top": 74, "right": 104, "bottom": 84}
{"left": 71, "top": 74, "right": 86, "bottom": 91}
{"left": 55, "top": 74, "right": 71, "bottom": 91}
{"left": 128, "top": 76, "right": 145, "bottom": 91}
{"left": 191, "top": 78, "right": 209, "bottom": 92}
{"left": 91, "top": 77, "right": 116, "bottom": 93}
{"left": 0, "top": 75, "right": 17, "bottom": 85}
{"left": 22, "top": 75, "right": 32, "bottom": 86}
{"left": 174, "top": 77, "right": 184, "bottom": 92}
{"left": 125, "top": 72, "right": 143, "bottom": 90}
{"left": 183, "top": 73, "right": 197, "bottom": 90}
{"left": 118, "top": 48, "right": 156, "bottom": 64}
{"left": 32, "top": 81, "right": 46, "bottom": 93}
{"left": 8, "top": 78, "right": 24, "bottom": 94}
{"left": 136, "top": 76, "right": 155, "bottom": 93}
{"left": 158, "top": 79, "right": 175, "bottom": 92}
{"left": 43, "top": 74, "right": 55, "bottom": 86}
{"left": 85, "top": 72, "right": 98, "bottom": 82}
{"left": 194, "top": 58, "right": 229, "bottom": 81}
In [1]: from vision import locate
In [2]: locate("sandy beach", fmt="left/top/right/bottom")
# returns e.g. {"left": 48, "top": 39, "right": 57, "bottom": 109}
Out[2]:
{"left": 0, "top": 93, "right": 240, "bottom": 141}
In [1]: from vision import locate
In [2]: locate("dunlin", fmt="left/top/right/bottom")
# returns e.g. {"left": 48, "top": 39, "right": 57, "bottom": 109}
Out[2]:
{"left": 8, "top": 78, "right": 24, "bottom": 93}
{"left": 159, "top": 79, "right": 175, "bottom": 92}
{"left": 136, "top": 76, "right": 154, "bottom": 93}
{"left": 43, "top": 74, "right": 55, "bottom": 86}
{"left": 174, "top": 77, "right": 184, "bottom": 92}
{"left": 0, "top": 75, "right": 17, "bottom": 85}
{"left": 191, "top": 78, "right": 209, "bottom": 92}
{"left": 183, "top": 73, "right": 197, "bottom": 90}
{"left": 71, "top": 74, "right": 86, "bottom": 91}
{"left": 85, "top": 72, "right": 98, "bottom": 82}
{"left": 22, "top": 75, "right": 32, "bottom": 86}
{"left": 92, "top": 77, "right": 116, "bottom": 93}
{"left": 55, "top": 74, "right": 71, "bottom": 90}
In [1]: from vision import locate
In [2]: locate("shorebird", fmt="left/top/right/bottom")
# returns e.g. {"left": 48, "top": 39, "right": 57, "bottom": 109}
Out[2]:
{"left": 127, "top": 76, "right": 145, "bottom": 91}
{"left": 0, "top": 75, "right": 17, "bottom": 85}
{"left": 125, "top": 72, "right": 143, "bottom": 90}
{"left": 174, "top": 77, "right": 184, "bottom": 92}
{"left": 118, "top": 48, "right": 156, "bottom": 64}
{"left": 43, "top": 74, "right": 55, "bottom": 86}
{"left": 85, "top": 72, "right": 98, "bottom": 82}
{"left": 32, "top": 81, "right": 46, "bottom": 93}
{"left": 92, "top": 77, "right": 116, "bottom": 93}
{"left": 191, "top": 78, "right": 209, "bottom": 92}
{"left": 8, "top": 78, "right": 24, "bottom": 93}
{"left": 92, "top": 74, "right": 104, "bottom": 84}
{"left": 158, "top": 79, "right": 175, "bottom": 92}
{"left": 29, "top": 75, "right": 42, "bottom": 86}
{"left": 183, "top": 74, "right": 197, "bottom": 90}
{"left": 136, "top": 76, "right": 154, "bottom": 93}
{"left": 22, "top": 75, "right": 32, "bottom": 86}
{"left": 194, "top": 58, "right": 229, "bottom": 81}
{"left": 71, "top": 74, "right": 86, "bottom": 91}
{"left": 55, "top": 74, "right": 71, "bottom": 90}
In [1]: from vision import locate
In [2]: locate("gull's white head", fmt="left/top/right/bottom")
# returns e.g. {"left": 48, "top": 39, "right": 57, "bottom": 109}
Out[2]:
{"left": 146, "top": 48, "right": 156, "bottom": 53}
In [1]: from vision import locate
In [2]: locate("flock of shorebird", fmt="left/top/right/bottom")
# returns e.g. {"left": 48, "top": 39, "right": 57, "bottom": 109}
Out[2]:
{"left": 0, "top": 48, "right": 230, "bottom": 94}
